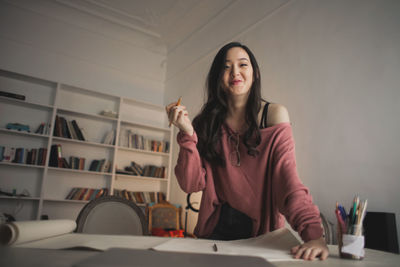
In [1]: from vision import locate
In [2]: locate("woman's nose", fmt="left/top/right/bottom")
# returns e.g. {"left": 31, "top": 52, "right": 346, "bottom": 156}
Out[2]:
{"left": 231, "top": 66, "right": 240, "bottom": 77}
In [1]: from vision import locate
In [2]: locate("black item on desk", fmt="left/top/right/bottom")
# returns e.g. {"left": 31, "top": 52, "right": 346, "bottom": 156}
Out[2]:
{"left": 363, "top": 211, "right": 399, "bottom": 254}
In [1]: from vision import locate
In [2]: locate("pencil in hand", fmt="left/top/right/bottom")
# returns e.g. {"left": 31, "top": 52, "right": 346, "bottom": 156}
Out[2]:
{"left": 169, "top": 96, "right": 182, "bottom": 127}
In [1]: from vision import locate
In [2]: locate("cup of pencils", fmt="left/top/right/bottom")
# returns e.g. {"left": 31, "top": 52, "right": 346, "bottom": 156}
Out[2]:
{"left": 335, "top": 196, "right": 367, "bottom": 260}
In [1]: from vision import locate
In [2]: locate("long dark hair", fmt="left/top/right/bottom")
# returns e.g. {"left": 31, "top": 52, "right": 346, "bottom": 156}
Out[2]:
{"left": 192, "top": 42, "right": 263, "bottom": 166}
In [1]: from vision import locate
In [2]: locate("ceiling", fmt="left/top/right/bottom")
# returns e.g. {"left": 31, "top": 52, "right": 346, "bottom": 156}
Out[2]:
{"left": 54, "top": 0, "right": 233, "bottom": 51}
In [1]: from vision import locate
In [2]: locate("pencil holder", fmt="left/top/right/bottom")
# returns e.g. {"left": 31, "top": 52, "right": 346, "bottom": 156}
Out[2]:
{"left": 338, "top": 225, "right": 364, "bottom": 260}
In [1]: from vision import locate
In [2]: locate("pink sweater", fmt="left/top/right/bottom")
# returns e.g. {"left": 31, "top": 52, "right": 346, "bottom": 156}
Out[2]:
{"left": 175, "top": 122, "right": 323, "bottom": 242}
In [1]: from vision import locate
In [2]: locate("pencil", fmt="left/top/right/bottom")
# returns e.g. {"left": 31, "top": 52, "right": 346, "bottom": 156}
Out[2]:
{"left": 169, "top": 96, "right": 182, "bottom": 127}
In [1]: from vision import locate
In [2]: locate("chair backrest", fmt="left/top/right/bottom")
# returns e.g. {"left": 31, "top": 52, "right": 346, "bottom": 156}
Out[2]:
{"left": 147, "top": 202, "right": 181, "bottom": 233}
{"left": 320, "top": 212, "right": 334, "bottom": 245}
{"left": 76, "top": 196, "right": 148, "bottom": 235}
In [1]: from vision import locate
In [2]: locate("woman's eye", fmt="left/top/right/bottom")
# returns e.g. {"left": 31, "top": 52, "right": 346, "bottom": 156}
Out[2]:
{"left": 240, "top": 63, "right": 248, "bottom": 67}
{"left": 224, "top": 65, "right": 231, "bottom": 69}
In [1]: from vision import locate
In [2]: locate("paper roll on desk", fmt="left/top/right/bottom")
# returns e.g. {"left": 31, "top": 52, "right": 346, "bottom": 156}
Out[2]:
{"left": 0, "top": 220, "right": 76, "bottom": 246}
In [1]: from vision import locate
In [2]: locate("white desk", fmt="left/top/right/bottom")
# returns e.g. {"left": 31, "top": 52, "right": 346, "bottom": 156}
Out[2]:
{"left": 1, "top": 234, "right": 399, "bottom": 266}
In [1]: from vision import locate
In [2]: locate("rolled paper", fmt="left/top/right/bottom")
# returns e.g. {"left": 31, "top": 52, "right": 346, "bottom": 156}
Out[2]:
{"left": 0, "top": 219, "right": 76, "bottom": 246}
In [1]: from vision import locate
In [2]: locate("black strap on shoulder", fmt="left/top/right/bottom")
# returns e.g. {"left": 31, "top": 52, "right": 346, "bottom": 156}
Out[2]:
{"left": 260, "top": 102, "right": 270, "bottom": 129}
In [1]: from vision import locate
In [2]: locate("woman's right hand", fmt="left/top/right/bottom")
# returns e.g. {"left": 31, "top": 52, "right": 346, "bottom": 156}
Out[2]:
{"left": 165, "top": 101, "right": 194, "bottom": 136}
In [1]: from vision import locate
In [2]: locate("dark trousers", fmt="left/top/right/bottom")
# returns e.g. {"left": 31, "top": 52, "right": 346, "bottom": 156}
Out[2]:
{"left": 208, "top": 203, "right": 253, "bottom": 241}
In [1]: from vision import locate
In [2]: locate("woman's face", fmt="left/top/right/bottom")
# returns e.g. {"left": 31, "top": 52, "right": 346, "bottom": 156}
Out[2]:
{"left": 221, "top": 47, "right": 254, "bottom": 97}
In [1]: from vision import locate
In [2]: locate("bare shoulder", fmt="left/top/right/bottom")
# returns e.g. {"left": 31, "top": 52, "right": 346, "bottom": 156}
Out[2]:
{"left": 267, "top": 103, "right": 290, "bottom": 126}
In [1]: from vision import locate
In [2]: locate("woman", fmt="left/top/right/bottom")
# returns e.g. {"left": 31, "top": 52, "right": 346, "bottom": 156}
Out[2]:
{"left": 166, "top": 42, "right": 329, "bottom": 260}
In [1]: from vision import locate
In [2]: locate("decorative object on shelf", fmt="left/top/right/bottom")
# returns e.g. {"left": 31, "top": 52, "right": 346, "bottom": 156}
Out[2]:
{"left": 6, "top": 123, "right": 30, "bottom": 132}
{"left": 0, "top": 188, "right": 31, "bottom": 198}
{"left": 100, "top": 109, "right": 118, "bottom": 118}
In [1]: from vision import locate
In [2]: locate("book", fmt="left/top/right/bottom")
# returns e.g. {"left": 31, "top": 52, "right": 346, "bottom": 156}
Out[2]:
{"left": 0, "top": 146, "right": 4, "bottom": 161}
{"left": 0, "top": 90, "right": 25, "bottom": 101}
{"left": 66, "top": 120, "right": 78, "bottom": 140}
{"left": 34, "top": 123, "right": 45, "bottom": 134}
{"left": 49, "top": 144, "right": 62, "bottom": 167}
{"left": 103, "top": 130, "right": 115, "bottom": 145}
{"left": 3, "top": 147, "right": 16, "bottom": 162}
{"left": 71, "top": 120, "right": 85, "bottom": 141}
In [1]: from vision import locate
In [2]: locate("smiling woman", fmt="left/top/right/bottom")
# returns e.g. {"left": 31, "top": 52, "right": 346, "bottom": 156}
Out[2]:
{"left": 166, "top": 42, "right": 329, "bottom": 261}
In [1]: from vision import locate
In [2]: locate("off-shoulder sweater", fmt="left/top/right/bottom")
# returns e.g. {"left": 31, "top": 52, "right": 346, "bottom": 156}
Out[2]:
{"left": 175, "top": 122, "right": 323, "bottom": 242}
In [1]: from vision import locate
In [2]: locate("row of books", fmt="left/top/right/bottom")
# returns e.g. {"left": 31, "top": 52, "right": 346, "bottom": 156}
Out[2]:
{"left": 88, "top": 159, "right": 112, "bottom": 173}
{"left": 114, "top": 189, "right": 165, "bottom": 204}
{"left": 69, "top": 156, "right": 85, "bottom": 170}
{"left": 66, "top": 187, "right": 109, "bottom": 201}
{"left": 34, "top": 122, "right": 51, "bottom": 135}
{"left": 119, "top": 130, "right": 170, "bottom": 153}
{"left": 0, "top": 146, "right": 47, "bottom": 166}
{"left": 49, "top": 144, "right": 111, "bottom": 172}
{"left": 54, "top": 115, "right": 86, "bottom": 141}
{"left": 117, "top": 161, "right": 166, "bottom": 178}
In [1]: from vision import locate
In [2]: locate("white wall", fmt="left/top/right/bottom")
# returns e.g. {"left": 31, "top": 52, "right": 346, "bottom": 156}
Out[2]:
{"left": 165, "top": 0, "right": 400, "bottom": 244}
{"left": 0, "top": 0, "right": 166, "bottom": 104}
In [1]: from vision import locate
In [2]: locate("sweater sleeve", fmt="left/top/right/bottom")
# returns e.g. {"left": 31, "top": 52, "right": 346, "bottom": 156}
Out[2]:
{"left": 271, "top": 126, "right": 324, "bottom": 242}
{"left": 174, "top": 130, "right": 207, "bottom": 193}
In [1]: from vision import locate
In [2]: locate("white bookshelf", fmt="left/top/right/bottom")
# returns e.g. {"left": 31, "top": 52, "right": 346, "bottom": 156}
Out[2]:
{"left": 0, "top": 69, "right": 173, "bottom": 221}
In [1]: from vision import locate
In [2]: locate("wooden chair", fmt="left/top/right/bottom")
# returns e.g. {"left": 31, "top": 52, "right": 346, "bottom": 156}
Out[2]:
{"left": 147, "top": 202, "right": 181, "bottom": 234}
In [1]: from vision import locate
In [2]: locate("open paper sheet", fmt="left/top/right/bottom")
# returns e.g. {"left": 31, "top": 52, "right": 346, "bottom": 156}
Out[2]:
{"left": 5, "top": 220, "right": 301, "bottom": 262}
{"left": 152, "top": 228, "right": 301, "bottom": 262}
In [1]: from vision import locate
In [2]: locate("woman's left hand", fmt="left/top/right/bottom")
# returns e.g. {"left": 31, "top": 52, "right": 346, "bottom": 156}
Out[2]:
{"left": 291, "top": 237, "right": 329, "bottom": 260}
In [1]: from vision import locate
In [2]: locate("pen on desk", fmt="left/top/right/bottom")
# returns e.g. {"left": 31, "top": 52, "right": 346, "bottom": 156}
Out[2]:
{"left": 213, "top": 243, "right": 218, "bottom": 252}
{"left": 168, "top": 96, "right": 182, "bottom": 127}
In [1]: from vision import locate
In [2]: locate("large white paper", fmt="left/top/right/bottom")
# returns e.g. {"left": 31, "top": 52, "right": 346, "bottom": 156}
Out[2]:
{"left": 152, "top": 228, "right": 301, "bottom": 262}
{"left": 0, "top": 219, "right": 76, "bottom": 245}
{"left": 16, "top": 233, "right": 167, "bottom": 251}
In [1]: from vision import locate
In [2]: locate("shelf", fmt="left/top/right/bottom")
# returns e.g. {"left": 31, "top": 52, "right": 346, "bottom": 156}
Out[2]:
{"left": 115, "top": 174, "right": 168, "bottom": 182}
{"left": 1, "top": 68, "right": 172, "bottom": 221}
{"left": 43, "top": 197, "right": 145, "bottom": 207}
{"left": 0, "top": 196, "right": 40, "bottom": 201}
{"left": 47, "top": 167, "right": 112, "bottom": 176}
{"left": 117, "top": 146, "right": 169, "bottom": 157}
{"left": 0, "top": 161, "right": 45, "bottom": 169}
{"left": 52, "top": 136, "right": 114, "bottom": 148}
{"left": 0, "top": 128, "right": 49, "bottom": 139}
{"left": 120, "top": 120, "right": 170, "bottom": 132}
{"left": 57, "top": 107, "right": 118, "bottom": 122}
{"left": 44, "top": 198, "right": 89, "bottom": 204}
{"left": 0, "top": 95, "right": 54, "bottom": 110}
{"left": 122, "top": 97, "right": 165, "bottom": 111}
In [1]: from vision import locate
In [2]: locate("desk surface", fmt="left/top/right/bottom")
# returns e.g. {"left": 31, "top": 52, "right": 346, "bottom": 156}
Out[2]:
{"left": 1, "top": 245, "right": 399, "bottom": 267}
